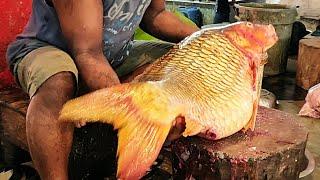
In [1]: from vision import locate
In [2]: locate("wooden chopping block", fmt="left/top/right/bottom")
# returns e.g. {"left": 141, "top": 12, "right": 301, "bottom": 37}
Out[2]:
{"left": 296, "top": 37, "right": 320, "bottom": 90}
{"left": 172, "top": 107, "right": 308, "bottom": 180}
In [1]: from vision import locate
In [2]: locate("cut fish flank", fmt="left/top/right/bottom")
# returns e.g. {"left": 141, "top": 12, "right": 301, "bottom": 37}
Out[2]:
{"left": 59, "top": 22, "right": 278, "bottom": 179}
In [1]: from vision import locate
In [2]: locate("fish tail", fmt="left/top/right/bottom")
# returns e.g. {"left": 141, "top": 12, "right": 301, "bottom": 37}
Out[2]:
{"left": 116, "top": 116, "right": 172, "bottom": 180}
{"left": 59, "top": 82, "right": 183, "bottom": 179}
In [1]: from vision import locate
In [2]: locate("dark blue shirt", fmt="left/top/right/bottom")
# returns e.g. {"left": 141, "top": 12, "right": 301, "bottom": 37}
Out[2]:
{"left": 6, "top": 0, "right": 152, "bottom": 72}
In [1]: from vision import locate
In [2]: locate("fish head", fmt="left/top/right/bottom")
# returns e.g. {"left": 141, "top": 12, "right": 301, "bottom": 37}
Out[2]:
{"left": 223, "top": 22, "right": 278, "bottom": 61}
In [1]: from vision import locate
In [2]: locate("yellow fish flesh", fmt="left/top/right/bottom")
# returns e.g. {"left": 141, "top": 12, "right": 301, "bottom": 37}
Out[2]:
{"left": 59, "top": 22, "right": 278, "bottom": 179}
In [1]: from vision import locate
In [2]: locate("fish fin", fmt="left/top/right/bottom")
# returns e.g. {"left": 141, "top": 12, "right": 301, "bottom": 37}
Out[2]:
{"left": 59, "top": 82, "right": 183, "bottom": 179}
{"left": 116, "top": 117, "right": 172, "bottom": 179}
{"left": 182, "top": 118, "right": 204, "bottom": 137}
{"left": 243, "top": 99, "right": 258, "bottom": 131}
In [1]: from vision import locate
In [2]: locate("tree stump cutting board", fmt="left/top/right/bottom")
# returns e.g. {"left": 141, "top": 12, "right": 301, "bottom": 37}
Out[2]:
{"left": 172, "top": 107, "right": 308, "bottom": 180}
{"left": 296, "top": 37, "right": 320, "bottom": 90}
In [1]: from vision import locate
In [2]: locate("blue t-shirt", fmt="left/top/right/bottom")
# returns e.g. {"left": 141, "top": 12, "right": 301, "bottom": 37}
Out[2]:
{"left": 6, "top": 0, "right": 152, "bottom": 72}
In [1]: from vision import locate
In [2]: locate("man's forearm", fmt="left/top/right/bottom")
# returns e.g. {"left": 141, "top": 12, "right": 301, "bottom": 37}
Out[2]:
{"left": 74, "top": 52, "right": 120, "bottom": 91}
{"left": 141, "top": 10, "right": 199, "bottom": 43}
{"left": 52, "top": 0, "right": 120, "bottom": 91}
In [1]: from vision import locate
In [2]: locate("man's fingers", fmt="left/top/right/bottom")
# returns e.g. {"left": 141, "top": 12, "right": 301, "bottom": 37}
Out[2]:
{"left": 74, "top": 121, "right": 86, "bottom": 128}
{"left": 75, "top": 122, "right": 81, "bottom": 128}
{"left": 80, "top": 121, "right": 86, "bottom": 127}
{"left": 167, "top": 116, "right": 186, "bottom": 141}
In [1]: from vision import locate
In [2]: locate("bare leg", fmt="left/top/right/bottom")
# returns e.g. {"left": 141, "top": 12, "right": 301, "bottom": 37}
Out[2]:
{"left": 26, "top": 72, "right": 75, "bottom": 180}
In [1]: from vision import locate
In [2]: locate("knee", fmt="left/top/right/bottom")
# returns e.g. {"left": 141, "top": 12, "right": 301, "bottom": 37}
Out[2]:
{"left": 34, "top": 72, "right": 76, "bottom": 107}
{"left": 44, "top": 72, "right": 75, "bottom": 94}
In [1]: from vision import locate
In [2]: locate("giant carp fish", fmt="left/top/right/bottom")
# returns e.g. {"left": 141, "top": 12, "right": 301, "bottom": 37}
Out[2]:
{"left": 59, "top": 22, "right": 278, "bottom": 179}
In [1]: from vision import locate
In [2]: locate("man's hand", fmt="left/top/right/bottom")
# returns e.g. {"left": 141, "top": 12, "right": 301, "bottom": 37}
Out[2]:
{"left": 74, "top": 52, "right": 120, "bottom": 91}
{"left": 141, "top": 0, "right": 200, "bottom": 43}
{"left": 167, "top": 116, "right": 186, "bottom": 142}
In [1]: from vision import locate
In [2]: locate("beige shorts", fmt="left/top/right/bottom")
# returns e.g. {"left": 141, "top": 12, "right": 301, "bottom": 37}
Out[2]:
{"left": 14, "top": 41, "right": 173, "bottom": 98}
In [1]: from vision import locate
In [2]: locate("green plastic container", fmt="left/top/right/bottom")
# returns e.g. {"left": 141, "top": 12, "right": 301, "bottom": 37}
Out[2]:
{"left": 235, "top": 3, "right": 298, "bottom": 76}
{"left": 134, "top": 10, "right": 197, "bottom": 41}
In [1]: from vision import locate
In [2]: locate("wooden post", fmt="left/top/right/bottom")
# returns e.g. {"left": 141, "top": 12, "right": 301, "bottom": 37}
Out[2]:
{"left": 296, "top": 37, "right": 320, "bottom": 90}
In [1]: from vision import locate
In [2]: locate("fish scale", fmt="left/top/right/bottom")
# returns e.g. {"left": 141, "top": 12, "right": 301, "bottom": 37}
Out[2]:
{"left": 59, "top": 22, "right": 278, "bottom": 179}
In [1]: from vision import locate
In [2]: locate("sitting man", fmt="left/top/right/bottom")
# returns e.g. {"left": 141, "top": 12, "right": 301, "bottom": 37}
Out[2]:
{"left": 6, "top": 0, "right": 198, "bottom": 179}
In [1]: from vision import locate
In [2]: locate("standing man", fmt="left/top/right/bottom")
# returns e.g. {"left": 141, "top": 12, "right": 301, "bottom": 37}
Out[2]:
{"left": 214, "top": 0, "right": 231, "bottom": 24}
{"left": 6, "top": 0, "right": 198, "bottom": 179}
